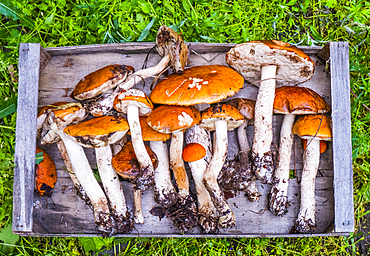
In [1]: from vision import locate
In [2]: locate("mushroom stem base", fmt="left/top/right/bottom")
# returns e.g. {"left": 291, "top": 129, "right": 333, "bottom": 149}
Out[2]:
{"left": 252, "top": 151, "right": 275, "bottom": 184}
{"left": 166, "top": 195, "right": 198, "bottom": 232}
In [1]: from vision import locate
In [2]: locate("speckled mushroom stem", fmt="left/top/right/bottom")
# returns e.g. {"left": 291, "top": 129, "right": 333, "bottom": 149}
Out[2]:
{"left": 56, "top": 140, "right": 91, "bottom": 206}
{"left": 293, "top": 139, "right": 320, "bottom": 233}
{"left": 237, "top": 120, "right": 260, "bottom": 202}
{"left": 185, "top": 125, "right": 218, "bottom": 233}
{"left": 95, "top": 146, "right": 132, "bottom": 233}
{"left": 133, "top": 189, "right": 144, "bottom": 224}
{"left": 269, "top": 113, "right": 295, "bottom": 216}
{"left": 203, "top": 120, "right": 235, "bottom": 228}
{"left": 89, "top": 55, "right": 171, "bottom": 117}
{"left": 52, "top": 125, "right": 115, "bottom": 236}
{"left": 150, "top": 140, "right": 177, "bottom": 208}
{"left": 127, "top": 104, "right": 155, "bottom": 191}
{"left": 252, "top": 65, "right": 277, "bottom": 184}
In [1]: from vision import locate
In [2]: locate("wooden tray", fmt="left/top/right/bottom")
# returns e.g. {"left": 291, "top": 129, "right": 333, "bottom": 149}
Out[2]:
{"left": 12, "top": 42, "right": 354, "bottom": 237}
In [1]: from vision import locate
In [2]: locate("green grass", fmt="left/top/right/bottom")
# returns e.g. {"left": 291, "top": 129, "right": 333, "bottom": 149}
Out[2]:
{"left": 1, "top": 0, "right": 370, "bottom": 255}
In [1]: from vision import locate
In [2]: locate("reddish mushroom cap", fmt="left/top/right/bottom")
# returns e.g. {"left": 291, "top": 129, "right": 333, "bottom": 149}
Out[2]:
{"left": 35, "top": 147, "right": 57, "bottom": 197}
{"left": 182, "top": 143, "right": 206, "bottom": 162}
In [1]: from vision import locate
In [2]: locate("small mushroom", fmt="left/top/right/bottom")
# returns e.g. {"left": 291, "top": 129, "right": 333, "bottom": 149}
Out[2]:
{"left": 184, "top": 125, "right": 218, "bottom": 233}
{"left": 226, "top": 40, "right": 315, "bottom": 184}
{"left": 199, "top": 104, "right": 245, "bottom": 228}
{"left": 112, "top": 141, "right": 158, "bottom": 224}
{"left": 269, "top": 86, "right": 330, "bottom": 217}
{"left": 291, "top": 115, "right": 332, "bottom": 233}
{"left": 35, "top": 147, "right": 57, "bottom": 197}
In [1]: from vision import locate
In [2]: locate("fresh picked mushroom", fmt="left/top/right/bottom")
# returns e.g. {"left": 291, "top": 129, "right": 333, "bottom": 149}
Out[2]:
{"left": 218, "top": 98, "right": 260, "bottom": 202}
{"left": 268, "top": 86, "right": 330, "bottom": 217}
{"left": 112, "top": 141, "right": 158, "bottom": 224}
{"left": 184, "top": 125, "right": 218, "bottom": 234}
{"left": 226, "top": 40, "right": 315, "bottom": 184}
{"left": 291, "top": 115, "right": 332, "bottom": 233}
{"left": 35, "top": 147, "right": 57, "bottom": 197}
{"left": 147, "top": 105, "right": 201, "bottom": 232}
{"left": 113, "top": 89, "right": 155, "bottom": 191}
{"left": 41, "top": 103, "right": 116, "bottom": 236}
{"left": 199, "top": 104, "right": 245, "bottom": 228}
{"left": 86, "top": 25, "right": 188, "bottom": 117}
{"left": 63, "top": 115, "right": 133, "bottom": 233}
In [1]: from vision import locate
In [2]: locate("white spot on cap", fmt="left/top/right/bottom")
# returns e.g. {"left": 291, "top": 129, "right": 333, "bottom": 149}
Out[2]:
{"left": 211, "top": 71, "right": 217, "bottom": 73}
{"left": 178, "top": 112, "right": 193, "bottom": 127}
{"left": 188, "top": 77, "right": 204, "bottom": 90}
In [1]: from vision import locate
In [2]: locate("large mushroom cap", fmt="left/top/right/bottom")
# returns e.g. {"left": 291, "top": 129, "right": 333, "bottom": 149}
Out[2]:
{"left": 71, "top": 64, "right": 134, "bottom": 101}
{"left": 200, "top": 104, "right": 245, "bottom": 131}
{"left": 226, "top": 40, "right": 314, "bottom": 87}
{"left": 274, "top": 86, "right": 330, "bottom": 115}
{"left": 182, "top": 143, "right": 206, "bottom": 162}
{"left": 224, "top": 98, "right": 255, "bottom": 120}
{"left": 63, "top": 116, "right": 130, "bottom": 148}
{"left": 114, "top": 89, "right": 154, "bottom": 116}
{"left": 147, "top": 105, "right": 201, "bottom": 134}
{"left": 293, "top": 115, "right": 332, "bottom": 141}
{"left": 149, "top": 65, "right": 244, "bottom": 105}
{"left": 128, "top": 116, "right": 171, "bottom": 142}
{"left": 35, "top": 147, "right": 57, "bottom": 197}
{"left": 112, "top": 141, "right": 158, "bottom": 180}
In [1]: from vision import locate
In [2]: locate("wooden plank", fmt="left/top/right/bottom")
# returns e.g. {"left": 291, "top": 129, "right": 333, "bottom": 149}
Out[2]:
{"left": 39, "top": 46, "right": 52, "bottom": 72}
{"left": 26, "top": 175, "right": 334, "bottom": 237}
{"left": 44, "top": 42, "right": 323, "bottom": 56}
{"left": 330, "top": 42, "right": 354, "bottom": 233}
{"left": 12, "top": 43, "right": 40, "bottom": 233}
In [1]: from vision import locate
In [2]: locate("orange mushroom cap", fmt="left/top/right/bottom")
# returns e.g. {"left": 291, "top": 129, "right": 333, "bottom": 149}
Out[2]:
{"left": 182, "top": 143, "right": 206, "bottom": 162}
{"left": 35, "top": 147, "right": 57, "bottom": 197}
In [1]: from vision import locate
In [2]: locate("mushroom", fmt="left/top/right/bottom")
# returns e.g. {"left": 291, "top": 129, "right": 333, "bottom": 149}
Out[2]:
{"left": 41, "top": 103, "right": 116, "bottom": 236}
{"left": 37, "top": 102, "right": 90, "bottom": 203}
{"left": 112, "top": 141, "right": 158, "bottom": 224}
{"left": 63, "top": 115, "right": 133, "bottom": 233}
{"left": 269, "top": 86, "right": 330, "bottom": 216}
{"left": 86, "top": 25, "right": 188, "bottom": 117}
{"left": 129, "top": 116, "right": 177, "bottom": 208}
{"left": 35, "top": 147, "right": 57, "bottom": 197}
{"left": 291, "top": 114, "right": 332, "bottom": 233}
{"left": 113, "top": 89, "right": 155, "bottom": 191}
{"left": 199, "top": 104, "right": 245, "bottom": 228}
{"left": 184, "top": 125, "right": 218, "bottom": 233}
{"left": 147, "top": 105, "right": 201, "bottom": 232}
{"left": 219, "top": 98, "right": 260, "bottom": 201}
{"left": 226, "top": 40, "right": 315, "bottom": 184}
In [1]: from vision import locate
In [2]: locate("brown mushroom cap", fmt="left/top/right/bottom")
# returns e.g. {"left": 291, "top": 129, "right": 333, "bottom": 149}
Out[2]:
{"left": 225, "top": 40, "right": 314, "bottom": 87}
{"left": 70, "top": 64, "right": 135, "bottom": 101}
{"left": 182, "top": 143, "right": 206, "bottom": 162}
{"left": 224, "top": 98, "right": 255, "bottom": 119}
{"left": 274, "top": 86, "right": 330, "bottom": 115}
{"left": 112, "top": 141, "right": 158, "bottom": 180}
{"left": 63, "top": 116, "right": 129, "bottom": 148}
{"left": 200, "top": 104, "right": 245, "bottom": 131}
{"left": 128, "top": 116, "right": 170, "bottom": 142}
{"left": 302, "top": 139, "right": 327, "bottom": 154}
{"left": 149, "top": 65, "right": 244, "bottom": 106}
{"left": 292, "top": 115, "right": 332, "bottom": 141}
{"left": 113, "top": 89, "right": 154, "bottom": 116}
{"left": 147, "top": 105, "right": 201, "bottom": 134}
{"left": 35, "top": 147, "right": 57, "bottom": 197}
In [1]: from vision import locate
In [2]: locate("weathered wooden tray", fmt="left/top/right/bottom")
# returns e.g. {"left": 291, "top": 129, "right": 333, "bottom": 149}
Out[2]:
{"left": 13, "top": 42, "right": 353, "bottom": 237}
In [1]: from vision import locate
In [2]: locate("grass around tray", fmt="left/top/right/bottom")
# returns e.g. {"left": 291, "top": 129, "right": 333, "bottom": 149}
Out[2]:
{"left": 0, "top": 0, "right": 369, "bottom": 255}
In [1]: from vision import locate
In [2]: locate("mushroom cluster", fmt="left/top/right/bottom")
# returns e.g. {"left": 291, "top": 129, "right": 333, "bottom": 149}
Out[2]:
{"left": 37, "top": 34, "right": 333, "bottom": 235}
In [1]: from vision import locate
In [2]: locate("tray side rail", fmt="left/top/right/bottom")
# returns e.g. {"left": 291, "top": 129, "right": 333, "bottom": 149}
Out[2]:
{"left": 12, "top": 43, "right": 40, "bottom": 233}
{"left": 330, "top": 41, "right": 354, "bottom": 233}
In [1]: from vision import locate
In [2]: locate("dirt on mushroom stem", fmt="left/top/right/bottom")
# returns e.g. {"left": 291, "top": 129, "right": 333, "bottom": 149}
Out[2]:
{"left": 165, "top": 195, "right": 198, "bottom": 232}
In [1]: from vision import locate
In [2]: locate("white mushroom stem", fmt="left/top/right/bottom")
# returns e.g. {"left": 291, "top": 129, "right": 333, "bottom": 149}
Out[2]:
{"left": 203, "top": 120, "right": 235, "bottom": 228}
{"left": 150, "top": 140, "right": 176, "bottom": 207}
{"left": 294, "top": 139, "right": 320, "bottom": 233}
{"left": 56, "top": 140, "right": 90, "bottom": 205}
{"left": 51, "top": 123, "right": 114, "bottom": 235}
{"left": 90, "top": 54, "right": 171, "bottom": 117}
{"left": 95, "top": 146, "right": 128, "bottom": 222}
{"left": 170, "top": 131, "right": 189, "bottom": 198}
{"left": 269, "top": 113, "right": 295, "bottom": 215}
{"left": 185, "top": 125, "right": 217, "bottom": 233}
{"left": 133, "top": 189, "right": 144, "bottom": 224}
{"left": 127, "top": 104, "right": 155, "bottom": 191}
{"left": 252, "top": 65, "right": 277, "bottom": 184}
